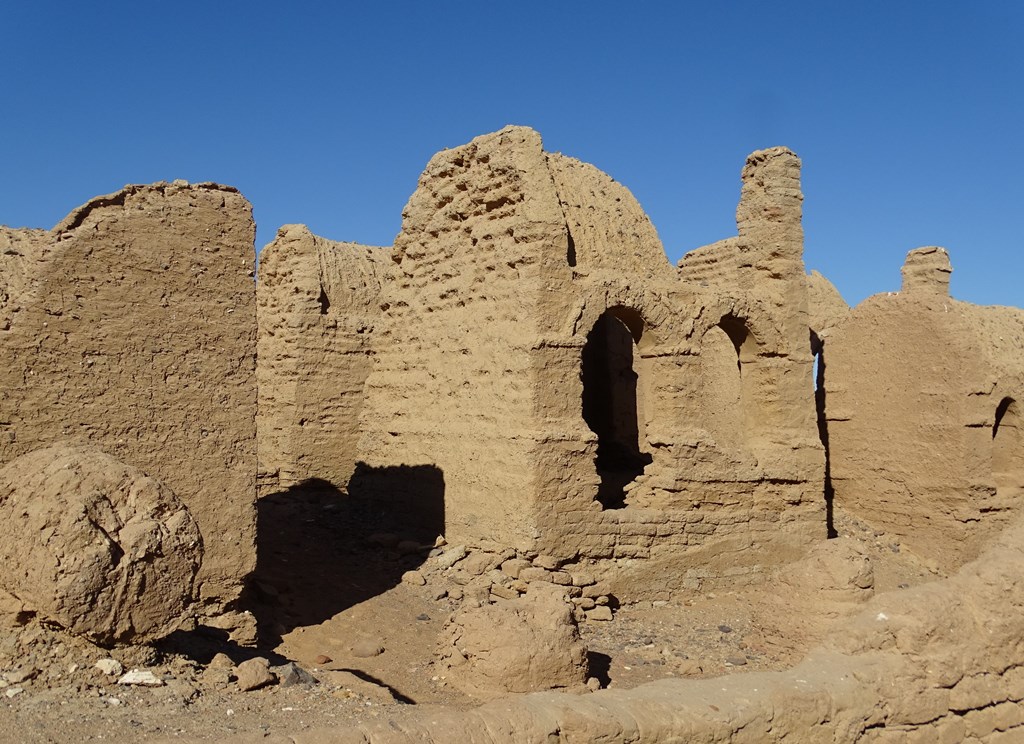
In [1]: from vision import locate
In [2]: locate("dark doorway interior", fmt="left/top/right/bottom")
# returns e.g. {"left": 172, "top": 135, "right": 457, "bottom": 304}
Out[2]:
{"left": 581, "top": 308, "right": 652, "bottom": 509}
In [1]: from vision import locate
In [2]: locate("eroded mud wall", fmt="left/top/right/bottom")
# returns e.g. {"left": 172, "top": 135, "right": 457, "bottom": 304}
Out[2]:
{"left": 0, "top": 182, "right": 257, "bottom": 608}
{"left": 353, "top": 127, "right": 566, "bottom": 547}
{"left": 257, "top": 225, "right": 388, "bottom": 494}
{"left": 827, "top": 248, "right": 1024, "bottom": 570}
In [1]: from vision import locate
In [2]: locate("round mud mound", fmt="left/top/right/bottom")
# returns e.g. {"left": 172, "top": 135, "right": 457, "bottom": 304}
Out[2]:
{"left": 0, "top": 445, "right": 203, "bottom": 645}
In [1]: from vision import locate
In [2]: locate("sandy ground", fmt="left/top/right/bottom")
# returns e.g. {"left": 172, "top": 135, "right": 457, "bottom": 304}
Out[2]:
{"left": 0, "top": 486, "right": 942, "bottom": 743}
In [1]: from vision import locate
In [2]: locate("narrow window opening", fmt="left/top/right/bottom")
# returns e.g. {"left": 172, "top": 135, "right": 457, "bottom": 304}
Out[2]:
{"left": 318, "top": 286, "right": 331, "bottom": 315}
{"left": 811, "top": 329, "right": 837, "bottom": 538}
{"left": 566, "top": 224, "right": 577, "bottom": 267}
{"left": 581, "top": 307, "right": 652, "bottom": 509}
{"left": 993, "top": 397, "right": 1022, "bottom": 500}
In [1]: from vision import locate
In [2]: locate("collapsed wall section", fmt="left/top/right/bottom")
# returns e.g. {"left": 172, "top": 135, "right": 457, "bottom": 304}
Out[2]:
{"left": 0, "top": 182, "right": 257, "bottom": 609}
{"left": 256, "top": 225, "right": 388, "bottom": 494}
{"left": 236, "top": 512, "right": 1024, "bottom": 743}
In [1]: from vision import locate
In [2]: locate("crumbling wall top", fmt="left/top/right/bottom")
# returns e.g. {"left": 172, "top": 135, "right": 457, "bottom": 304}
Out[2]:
{"left": 901, "top": 246, "right": 952, "bottom": 295}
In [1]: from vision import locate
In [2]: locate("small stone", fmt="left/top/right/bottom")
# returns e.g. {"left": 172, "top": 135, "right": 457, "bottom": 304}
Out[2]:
{"left": 351, "top": 639, "right": 385, "bottom": 658}
{"left": 5, "top": 686, "right": 23, "bottom": 698}
{"left": 107, "top": 697, "right": 122, "bottom": 706}
{"left": 201, "top": 667, "right": 233, "bottom": 687}
{"left": 532, "top": 554, "right": 562, "bottom": 570}
{"left": 4, "top": 668, "right": 38, "bottom": 684}
{"left": 718, "top": 625, "right": 733, "bottom": 633}
{"left": 595, "top": 595, "right": 610, "bottom": 606}
{"left": 401, "top": 570, "right": 426, "bottom": 586}
{"left": 500, "top": 558, "right": 531, "bottom": 579}
{"left": 436, "top": 545, "right": 467, "bottom": 570}
{"left": 236, "top": 658, "right": 275, "bottom": 691}
{"left": 459, "top": 552, "right": 501, "bottom": 576}
{"left": 572, "top": 597, "right": 596, "bottom": 610}
{"left": 117, "top": 669, "right": 164, "bottom": 687}
{"left": 416, "top": 613, "right": 431, "bottom": 621}
{"left": 448, "top": 588, "right": 464, "bottom": 601}
{"left": 570, "top": 571, "right": 596, "bottom": 587}
{"left": 490, "top": 583, "right": 519, "bottom": 600}
{"left": 95, "top": 659, "right": 124, "bottom": 677}
{"left": 314, "top": 655, "right": 332, "bottom": 666}
{"left": 677, "top": 660, "right": 703, "bottom": 675}
{"left": 433, "top": 589, "right": 449, "bottom": 601}
{"left": 586, "top": 677, "right": 601, "bottom": 691}
{"left": 272, "top": 662, "right": 318, "bottom": 688}
{"left": 725, "top": 656, "right": 748, "bottom": 666}
{"left": 586, "top": 606, "right": 614, "bottom": 622}
{"left": 208, "top": 653, "right": 235, "bottom": 670}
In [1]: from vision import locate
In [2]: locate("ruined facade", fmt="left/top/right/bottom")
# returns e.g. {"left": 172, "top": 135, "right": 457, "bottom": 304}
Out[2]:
{"left": 0, "top": 182, "right": 257, "bottom": 611}
{"left": 258, "top": 128, "right": 826, "bottom": 598}
{"left": 255, "top": 126, "right": 1023, "bottom": 599}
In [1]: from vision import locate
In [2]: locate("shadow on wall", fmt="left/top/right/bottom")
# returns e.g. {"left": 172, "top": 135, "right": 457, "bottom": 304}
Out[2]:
{"left": 246, "top": 465, "right": 445, "bottom": 648}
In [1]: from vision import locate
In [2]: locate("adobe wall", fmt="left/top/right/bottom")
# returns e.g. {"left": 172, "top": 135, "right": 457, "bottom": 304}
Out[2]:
{"left": 356, "top": 128, "right": 824, "bottom": 594}
{"left": 256, "top": 224, "right": 388, "bottom": 494}
{"left": 825, "top": 248, "right": 1024, "bottom": 571}
{"left": 0, "top": 182, "right": 257, "bottom": 609}
{"left": 352, "top": 127, "right": 564, "bottom": 547}
{"left": 210, "top": 511, "right": 1024, "bottom": 743}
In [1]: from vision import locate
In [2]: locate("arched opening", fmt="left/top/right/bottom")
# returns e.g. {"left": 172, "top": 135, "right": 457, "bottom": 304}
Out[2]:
{"left": 581, "top": 306, "right": 652, "bottom": 509}
{"left": 994, "top": 398, "right": 1023, "bottom": 499}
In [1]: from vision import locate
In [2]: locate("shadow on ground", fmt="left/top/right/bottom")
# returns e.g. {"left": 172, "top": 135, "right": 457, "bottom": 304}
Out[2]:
{"left": 244, "top": 465, "right": 446, "bottom": 649}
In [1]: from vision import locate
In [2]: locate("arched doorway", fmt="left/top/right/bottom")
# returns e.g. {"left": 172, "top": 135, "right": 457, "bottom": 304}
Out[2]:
{"left": 581, "top": 306, "right": 651, "bottom": 509}
{"left": 994, "top": 398, "right": 1023, "bottom": 499}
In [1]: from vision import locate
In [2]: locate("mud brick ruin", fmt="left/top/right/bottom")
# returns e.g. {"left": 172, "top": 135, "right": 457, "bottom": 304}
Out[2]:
{"left": 1, "top": 126, "right": 1023, "bottom": 741}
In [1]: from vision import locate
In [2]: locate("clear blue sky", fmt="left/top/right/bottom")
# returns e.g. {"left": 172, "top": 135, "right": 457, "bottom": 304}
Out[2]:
{"left": 2, "top": 2, "right": 1021, "bottom": 308}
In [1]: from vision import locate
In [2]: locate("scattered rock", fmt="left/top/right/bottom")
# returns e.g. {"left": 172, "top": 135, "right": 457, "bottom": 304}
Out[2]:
{"left": 401, "top": 570, "right": 426, "bottom": 586}
{"left": 718, "top": 625, "right": 733, "bottom": 633}
{"left": 94, "top": 659, "right": 124, "bottom": 677}
{"left": 351, "top": 639, "right": 385, "bottom": 658}
{"left": 490, "top": 583, "right": 519, "bottom": 600}
{"left": 725, "top": 656, "right": 748, "bottom": 667}
{"left": 459, "top": 552, "right": 501, "bottom": 577}
{"left": 236, "top": 657, "right": 275, "bottom": 692}
{"left": 436, "top": 545, "right": 468, "bottom": 570}
{"left": 117, "top": 669, "right": 165, "bottom": 687}
{"left": 586, "top": 606, "right": 614, "bottom": 622}
{"left": 0, "top": 446, "right": 203, "bottom": 645}
{"left": 676, "top": 659, "right": 704, "bottom": 676}
{"left": 314, "top": 655, "right": 332, "bottom": 666}
{"left": 4, "top": 686, "right": 24, "bottom": 698}
{"left": 208, "top": 653, "right": 235, "bottom": 670}
{"left": 272, "top": 662, "right": 318, "bottom": 688}
{"left": 416, "top": 613, "right": 431, "bottom": 622}
{"left": 586, "top": 676, "right": 601, "bottom": 691}
{"left": 437, "top": 583, "right": 589, "bottom": 699}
